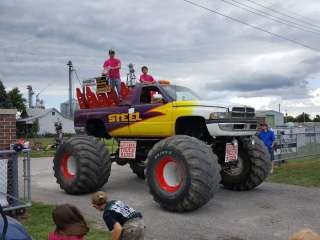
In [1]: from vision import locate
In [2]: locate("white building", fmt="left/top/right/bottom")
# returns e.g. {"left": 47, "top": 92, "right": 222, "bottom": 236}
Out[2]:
{"left": 17, "top": 108, "right": 75, "bottom": 135}
{"left": 256, "top": 110, "right": 284, "bottom": 128}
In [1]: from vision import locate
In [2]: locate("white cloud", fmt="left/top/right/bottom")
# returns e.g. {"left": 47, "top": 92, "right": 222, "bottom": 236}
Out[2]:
{"left": 311, "top": 88, "right": 320, "bottom": 106}
{"left": 230, "top": 96, "right": 277, "bottom": 110}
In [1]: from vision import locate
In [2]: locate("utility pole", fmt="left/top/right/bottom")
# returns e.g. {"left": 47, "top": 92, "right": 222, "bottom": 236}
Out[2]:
{"left": 67, "top": 60, "right": 73, "bottom": 119}
{"left": 278, "top": 103, "right": 281, "bottom": 113}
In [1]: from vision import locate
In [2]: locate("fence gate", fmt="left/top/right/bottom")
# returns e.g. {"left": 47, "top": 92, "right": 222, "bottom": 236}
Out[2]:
{"left": 0, "top": 149, "right": 31, "bottom": 214}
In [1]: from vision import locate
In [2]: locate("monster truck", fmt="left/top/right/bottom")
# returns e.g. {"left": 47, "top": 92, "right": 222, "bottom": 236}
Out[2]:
{"left": 53, "top": 79, "right": 270, "bottom": 212}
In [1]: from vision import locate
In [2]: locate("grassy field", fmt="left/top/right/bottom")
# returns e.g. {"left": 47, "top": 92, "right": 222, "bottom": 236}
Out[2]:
{"left": 26, "top": 137, "right": 116, "bottom": 158}
{"left": 22, "top": 202, "right": 111, "bottom": 239}
{"left": 268, "top": 157, "right": 320, "bottom": 187}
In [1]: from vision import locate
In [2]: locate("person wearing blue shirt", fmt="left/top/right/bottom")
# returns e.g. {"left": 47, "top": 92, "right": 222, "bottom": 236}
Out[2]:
{"left": 258, "top": 123, "right": 276, "bottom": 173}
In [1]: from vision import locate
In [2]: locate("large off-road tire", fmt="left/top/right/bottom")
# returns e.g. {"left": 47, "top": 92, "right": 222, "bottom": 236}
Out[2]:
{"left": 220, "top": 136, "right": 271, "bottom": 191}
{"left": 146, "top": 135, "right": 221, "bottom": 212}
{"left": 53, "top": 135, "right": 111, "bottom": 194}
{"left": 130, "top": 162, "right": 146, "bottom": 179}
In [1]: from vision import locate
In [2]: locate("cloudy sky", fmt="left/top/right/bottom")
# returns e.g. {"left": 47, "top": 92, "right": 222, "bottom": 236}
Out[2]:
{"left": 1, "top": 0, "right": 320, "bottom": 116}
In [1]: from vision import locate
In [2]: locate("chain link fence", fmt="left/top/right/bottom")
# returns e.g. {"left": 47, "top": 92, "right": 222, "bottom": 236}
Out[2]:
{"left": 274, "top": 131, "right": 320, "bottom": 161}
{"left": 0, "top": 149, "right": 31, "bottom": 214}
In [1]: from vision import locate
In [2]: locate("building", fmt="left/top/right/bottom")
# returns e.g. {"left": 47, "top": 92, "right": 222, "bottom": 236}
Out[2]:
{"left": 17, "top": 108, "right": 75, "bottom": 135}
{"left": 256, "top": 110, "right": 284, "bottom": 128}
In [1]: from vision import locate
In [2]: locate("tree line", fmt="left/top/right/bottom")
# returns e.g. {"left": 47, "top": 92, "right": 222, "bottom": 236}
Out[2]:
{"left": 286, "top": 113, "right": 320, "bottom": 123}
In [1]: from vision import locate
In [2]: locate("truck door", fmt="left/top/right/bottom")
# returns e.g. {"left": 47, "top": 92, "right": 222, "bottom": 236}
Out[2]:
{"left": 105, "top": 105, "right": 131, "bottom": 137}
{"left": 128, "top": 86, "right": 173, "bottom": 137}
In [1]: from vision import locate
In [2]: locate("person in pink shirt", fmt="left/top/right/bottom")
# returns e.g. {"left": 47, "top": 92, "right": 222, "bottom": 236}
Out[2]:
{"left": 139, "top": 66, "right": 156, "bottom": 84}
{"left": 48, "top": 204, "right": 89, "bottom": 240}
{"left": 103, "top": 49, "right": 121, "bottom": 96}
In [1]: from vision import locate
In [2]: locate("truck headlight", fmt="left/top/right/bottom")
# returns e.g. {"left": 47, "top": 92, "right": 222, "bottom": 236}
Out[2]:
{"left": 209, "top": 112, "right": 230, "bottom": 120}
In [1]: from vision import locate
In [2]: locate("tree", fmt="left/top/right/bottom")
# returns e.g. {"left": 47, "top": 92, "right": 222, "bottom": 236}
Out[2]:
{"left": 295, "top": 112, "right": 311, "bottom": 123}
{"left": 30, "top": 119, "right": 39, "bottom": 137}
{"left": 0, "top": 80, "right": 12, "bottom": 108}
{"left": 285, "top": 115, "right": 296, "bottom": 123}
{"left": 7, "top": 87, "right": 27, "bottom": 113}
{"left": 313, "top": 115, "right": 320, "bottom": 122}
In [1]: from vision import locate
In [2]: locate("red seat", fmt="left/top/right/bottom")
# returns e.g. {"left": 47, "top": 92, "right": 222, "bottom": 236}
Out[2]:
{"left": 86, "top": 87, "right": 99, "bottom": 108}
{"left": 96, "top": 93, "right": 109, "bottom": 107}
{"left": 107, "top": 90, "right": 119, "bottom": 105}
{"left": 120, "top": 82, "right": 130, "bottom": 97}
{"left": 97, "top": 92, "right": 116, "bottom": 107}
{"left": 76, "top": 88, "right": 87, "bottom": 109}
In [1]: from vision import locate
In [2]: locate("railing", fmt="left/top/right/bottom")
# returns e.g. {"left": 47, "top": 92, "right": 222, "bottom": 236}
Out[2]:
{"left": 273, "top": 132, "right": 320, "bottom": 161}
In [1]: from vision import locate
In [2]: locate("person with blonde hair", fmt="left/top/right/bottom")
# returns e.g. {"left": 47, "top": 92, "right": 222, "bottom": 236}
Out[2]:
{"left": 92, "top": 191, "right": 145, "bottom": 240}
{"left": 289, "top": 229, "right": 320, "bottom": 240}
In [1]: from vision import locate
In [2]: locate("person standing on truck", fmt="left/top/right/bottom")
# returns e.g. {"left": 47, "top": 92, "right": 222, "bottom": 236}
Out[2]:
{"left": 92, "top": 191, "right": 145, "bottom": 240}
{"left": 139, "top": 66, "right": 155, "bottom": 84}
{"left": 103, "top": 49, "right": 121, "bottom": 96}
{"left": 258, "top": 123, "right": 276, "bottom": 173}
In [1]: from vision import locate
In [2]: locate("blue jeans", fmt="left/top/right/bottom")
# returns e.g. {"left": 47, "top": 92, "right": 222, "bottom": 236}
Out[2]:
{"left": 268, "top": 148, "right": 275, "bottom": 161}
{"left": 110, "top": 78, "right": 121, "bottom": 96}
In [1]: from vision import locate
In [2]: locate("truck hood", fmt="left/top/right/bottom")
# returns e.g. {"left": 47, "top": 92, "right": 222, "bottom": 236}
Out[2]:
{"left": 173, "top": 100, "right": 254, "bottom": 111}
{"left": 173, "top": 100, "right": 228, "bottom": 111}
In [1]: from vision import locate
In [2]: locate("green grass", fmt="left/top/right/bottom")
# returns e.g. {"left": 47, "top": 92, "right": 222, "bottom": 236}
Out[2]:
{"left": 25, "top": 137, "right": 117, "bottom": 158}
{"left": 22, "top": 202, "right": 111, "bottom": 240}
{"left": 268, "top": 157, "right": 320, "bottom": 187}
{"left": 31, "top": 137, "right": 56, "bottom": 147}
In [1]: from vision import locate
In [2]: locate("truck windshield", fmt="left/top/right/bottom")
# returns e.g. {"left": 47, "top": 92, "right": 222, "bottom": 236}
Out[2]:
{"left": 162, "top": 85, "right": 200, "bottom": 101}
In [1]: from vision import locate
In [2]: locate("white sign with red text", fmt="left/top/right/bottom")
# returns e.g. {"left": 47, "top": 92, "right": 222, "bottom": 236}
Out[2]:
{"left": 225, "top": 143, "right": 238, "bottom": 162}
{"left": 119, "top": 141, "right": 137, "bottom": 159}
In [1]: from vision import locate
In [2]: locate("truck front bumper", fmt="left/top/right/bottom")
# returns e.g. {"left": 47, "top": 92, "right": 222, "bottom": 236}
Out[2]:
{"left": 205, "top": 119, "right": 257, "bottom": 137}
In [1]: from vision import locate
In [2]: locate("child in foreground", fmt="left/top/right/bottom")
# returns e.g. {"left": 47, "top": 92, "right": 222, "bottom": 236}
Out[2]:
{"left": 49, "top": 204, "right": 89, "bottom": 240}
{"left": 92, "top": 191, "right": 145, "bottom": 240}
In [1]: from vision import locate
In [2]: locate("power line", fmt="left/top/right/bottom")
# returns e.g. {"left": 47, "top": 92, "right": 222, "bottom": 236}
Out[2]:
{"left": 225, "top": 0, "right": 320, "bottom": 34}
{"left": 221, "top": 0, "right": 320, "bottom": 35}
{"left": 181, "top": 0, "right": 320, "bottom": 52}
{"left": 245, "top": 0, "right": 320, "bottom": 31}
{"left": 73, "top": 69, "right": 82, "bottom": 86}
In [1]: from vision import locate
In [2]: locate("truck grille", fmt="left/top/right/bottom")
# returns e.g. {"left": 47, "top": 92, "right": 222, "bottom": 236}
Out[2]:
{"left": 231, "top": 107, "right": 255, "bottom": 119}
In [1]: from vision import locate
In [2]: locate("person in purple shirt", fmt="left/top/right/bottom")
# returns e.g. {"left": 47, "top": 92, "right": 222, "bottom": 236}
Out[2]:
{"left": 258, "top": 123, "right": 276, "bottom": 173}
